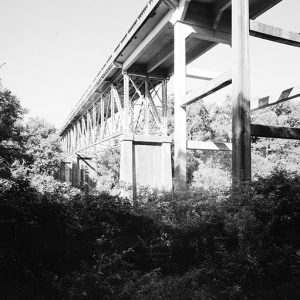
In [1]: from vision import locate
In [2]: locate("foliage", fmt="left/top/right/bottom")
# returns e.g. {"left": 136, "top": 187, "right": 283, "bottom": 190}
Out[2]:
{"left": 185, "top": 97, "right": 232, "bottom": 188}
{"left": 251, "top": 100, "right": 300, "bottom": 178}
{"left": 20, "top": 117, "right": 63, "bottom": 176}
{"left": 8, "top": 117, "right": 63, "bottom": 179}
{"left": 29, "top": 173, "right": 81, "bottom": 201}
{"left": 181, "top": 96, "right": 300, "bottom": 188}
{"left": 0, "top": 88, "right": 25, "bottom": 177}
{"left": 96, "top": 145, "right": 120, "bottom": 192}
{"left": 0, "top": 88, "right": 24, "bottom": 142}
{"left": 187, "top": 96, "right": 232, "bottom": 143}
{"left": 191, "top": 159, "right": 231, "bottom": 191}
{"left": 0, "top": 85, "right": 62, "bottom": 180}
{"left": 1, "top": 70, "right": 300, "bottom": 300}
{"left": 1, "top": 172, "right": 300, "bottom": 299}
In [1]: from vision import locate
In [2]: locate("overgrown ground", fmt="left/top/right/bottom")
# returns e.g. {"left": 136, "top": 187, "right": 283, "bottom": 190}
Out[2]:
{"left": 1, "top": 82, "right": 300, "bottom": 299}
{"left": 1, "top": 171, "right": 300, "bottom": 299}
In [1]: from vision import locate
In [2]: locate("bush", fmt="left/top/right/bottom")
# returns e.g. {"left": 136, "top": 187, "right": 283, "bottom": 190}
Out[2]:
{"left": 0, "top": 172, "right": 300, "bottom": 299}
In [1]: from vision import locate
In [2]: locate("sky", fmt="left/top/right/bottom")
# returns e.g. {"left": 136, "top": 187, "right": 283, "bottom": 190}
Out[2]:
{"left": 0, "top": 0, "right": 299, "bottom": 129}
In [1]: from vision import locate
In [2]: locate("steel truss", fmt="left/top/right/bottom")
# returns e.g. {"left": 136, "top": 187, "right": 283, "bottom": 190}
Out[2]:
{"left": 61, "top": 74, "right": 168, "bottom": 156}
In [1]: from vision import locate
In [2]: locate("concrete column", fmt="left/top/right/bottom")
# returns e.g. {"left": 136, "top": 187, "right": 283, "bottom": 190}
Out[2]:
{"left": 90, "top": 158, "right": 98, "bottom": 188}
{"left": 78, "top": 158, "right": 83, "bottom": 187}
{"left": 120, "top": 134, "right": 134, "bottom": 187}
{"left": 67, "top": 165, "right": 70, "bottom": 183}
{"left": 71, "top": 156, "right": 78, "bottom": 186}
{"left": 161, "top": 141, "right": 173, "bottom": 191}
{"left": 232, "top": 0, "right": 251, "bottom": 187}
{"left": 120, "top": 135, "right": 135, "bottom": 202}
{"left": 65, "top": 163, "right": 71, "bottom": 183}
{"left": 59, "top": 162, "right": 65, "bottom": 182}
{"left": 174, "top": 22, "right": 188, "bottom": 190}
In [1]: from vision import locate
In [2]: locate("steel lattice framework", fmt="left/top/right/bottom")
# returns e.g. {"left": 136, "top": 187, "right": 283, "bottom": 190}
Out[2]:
{"left": 61, "top": 74, "right": 168, "bottom": 157}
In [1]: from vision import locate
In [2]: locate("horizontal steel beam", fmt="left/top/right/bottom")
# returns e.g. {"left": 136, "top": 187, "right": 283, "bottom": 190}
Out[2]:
{"left": 128, "top": 64, "right": 168, "bottom": 79}
{"left": 187, "top": 20, "right": 300, "bottom": 48}
{"left": 181, "top": 70, "right": 232, "bottom": 107}
{"left": 121, "top": 133, "right": 172, "bottom": 144}
{"left": 187, "top": 140, "right": 232, "bottom": 151}
{"left": 190, "top": 24, "right": 231, "bottom": 45}
{"left": 75, "top": 132, "right": 123, "bottom": 153}
{"left": 251, "top": 124, "right": 300, "bottom": 139}
{"left": 186, "top": 68, "right": 220, "bottom": 80}
{"left": 187, "top": 124, "right": 300, "bottom": 152}
{"left": 250, "top": 20, "right": 300, "bottom": 47}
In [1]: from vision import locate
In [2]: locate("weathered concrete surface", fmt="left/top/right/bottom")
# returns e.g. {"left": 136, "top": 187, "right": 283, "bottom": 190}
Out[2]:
{"left": 120, "top": 134, "right": 172, "bottom": 196}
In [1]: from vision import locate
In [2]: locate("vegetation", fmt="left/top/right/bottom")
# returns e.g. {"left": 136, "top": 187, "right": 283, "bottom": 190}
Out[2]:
{"left": 96, "top": 146, "right": 120, "bottom": 192}
{"left": 1, "top": 172, "right": 300, "bottom": 299}
{"left": 0, "top": 85, "right": 62, "bottom": 181}
{"left": 183, "top": 97, "right": 300, "bottom": 189}
{"left": 1, "top": 84, "right": 300, "bottom": 299}
{"left": 0, "top": 88, "right": 25, "bottom": 177}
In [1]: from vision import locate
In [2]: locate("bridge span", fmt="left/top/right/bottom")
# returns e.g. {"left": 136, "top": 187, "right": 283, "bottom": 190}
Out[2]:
{"left": 59, "top": 0, "right": 300, "bottom": 196}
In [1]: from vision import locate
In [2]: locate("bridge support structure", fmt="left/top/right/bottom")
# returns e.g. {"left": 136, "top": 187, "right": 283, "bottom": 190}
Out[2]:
{"left": 59, "top": 0, "right": 299, "bottom": 196}
{"left": 59, "top": 66, "right": 172, "bottom": 196}
{"left": 120, "top": 134, "right": 172, "bottom": 199}
{"left": 172, "top": 0, "right": 300, "bottom": 190}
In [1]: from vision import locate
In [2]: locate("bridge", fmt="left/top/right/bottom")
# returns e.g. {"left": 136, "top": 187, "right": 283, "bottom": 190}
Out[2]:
{"left": 59, "top": 0, "right": 300, "bottom": 197}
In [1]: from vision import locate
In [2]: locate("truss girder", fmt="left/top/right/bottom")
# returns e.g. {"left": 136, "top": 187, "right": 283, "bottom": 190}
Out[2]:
{"left": 61, "top": 74, "right": 168, "bottom": 156}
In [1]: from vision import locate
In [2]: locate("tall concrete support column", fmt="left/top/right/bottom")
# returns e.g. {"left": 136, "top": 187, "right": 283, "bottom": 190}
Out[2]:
{"left": 232, "top": 0, "right": 251, "bottom": 186}
{"left": 174, "top": 22, "right": 188, "bottom": 190}
{"left": 71, "top": 156, "right": 80, "bottom": 187}
{"left": 65, "top": 162, "right": 72, "bottom": 183}
{"left": 120, "top": 138, "right": 134, "bottom": 186}
{"left": 120, "top": 136, "right": 135, "bottom": 203}
{"left": 161, "top": 141, "right": 172, "bottom": 191}
{"left": 88, "top": 157, "right": 98, "bottom": 188}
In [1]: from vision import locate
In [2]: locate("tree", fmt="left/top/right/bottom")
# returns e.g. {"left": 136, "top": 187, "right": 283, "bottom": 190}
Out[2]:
{"left": 188, "top": 98, "right": 232, "bottom": 189}
{"left": 167, "top": 95, "right": 232, "bottom": 187}
{"left": 174, "top": 95, "right": 300, "bottom": 188}
{"left": 96, "top": 145, "right": 120, "bottom": 191}
{"left": 0, "top": 87, "right": 25, "bottom": 177}
{"left": 11, "top": 117, "right": 62, "bottom": 177}
{"left": 251, "top": 100, "right": 300, "bottom": 178}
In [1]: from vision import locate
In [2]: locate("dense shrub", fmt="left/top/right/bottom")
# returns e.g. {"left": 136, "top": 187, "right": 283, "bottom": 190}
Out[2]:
{"left": 1, "top": 172, "right": 300, "bottom": 299}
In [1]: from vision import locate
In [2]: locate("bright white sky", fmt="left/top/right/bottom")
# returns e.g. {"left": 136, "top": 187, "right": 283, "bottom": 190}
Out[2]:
{"left": 0, "top": 0, "right": 299, "bottom": 128}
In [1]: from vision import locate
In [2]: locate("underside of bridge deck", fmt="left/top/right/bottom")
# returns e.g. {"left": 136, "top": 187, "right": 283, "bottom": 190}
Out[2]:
{"left": 59, "top": 0, "right": 299, "bottom": 196}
